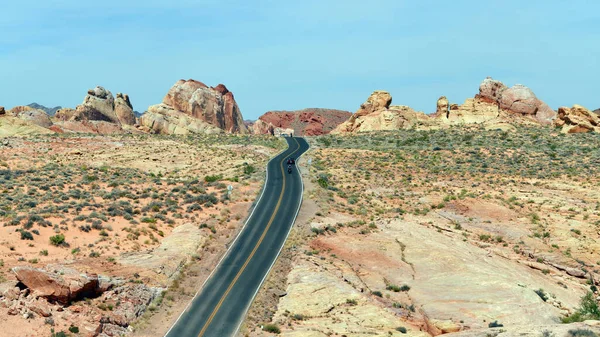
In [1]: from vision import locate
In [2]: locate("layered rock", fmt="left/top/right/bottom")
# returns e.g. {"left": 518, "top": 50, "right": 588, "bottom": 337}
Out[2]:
{"left": 477, "top": 77, "right": 556, "bottom": 124}
{"left": 332, "top": 91, "right": 428, "bottom": 133}
{"left": 253, "top": 108, "right": 352, "bottom": 136}
{"left": 12, "top": 265, "right": 101, "bottom": 304}
{"left": 555, "top": 105, "right": 600, "bottom": 133}
{"left": 141, "top": 79, "right": 248, "bottom": 134}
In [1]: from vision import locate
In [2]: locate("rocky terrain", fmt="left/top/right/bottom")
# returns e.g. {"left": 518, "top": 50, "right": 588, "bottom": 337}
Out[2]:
{"left": 243, "top": 127, "right": 600, "bottom": 337}
{"left": 140, "top": 79, "right": 248, "bottom": 135}
{"left": 332, "top": 77, "right": 595, "bottom": 134}
{"left": 0, "top": 133, "right": 284, "bottom": 336}
{"left": 252, "top": 108, "right": 352, "bottom": 136}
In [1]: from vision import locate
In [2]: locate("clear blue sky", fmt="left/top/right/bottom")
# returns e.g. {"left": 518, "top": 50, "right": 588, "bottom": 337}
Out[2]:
{"left": 2, "top": 0, "right": 599, "bottom": 119}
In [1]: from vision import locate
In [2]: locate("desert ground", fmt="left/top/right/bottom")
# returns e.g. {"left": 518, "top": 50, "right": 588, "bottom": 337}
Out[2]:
{"left": 241, "top": 126, "right": 600, "bottom": 337}
{"left": 0, "top": 133, "right": 284, "bottom": 336}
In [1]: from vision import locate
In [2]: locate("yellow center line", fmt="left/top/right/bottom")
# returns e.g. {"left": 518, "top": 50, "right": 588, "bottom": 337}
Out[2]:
{"left": 197, "top": 138, "right": 301, "bottom": 337}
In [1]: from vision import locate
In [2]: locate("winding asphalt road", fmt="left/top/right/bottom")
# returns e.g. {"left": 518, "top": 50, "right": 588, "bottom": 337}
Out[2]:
{"left": 164, "top": 136, "right": 309, "bottom": 337}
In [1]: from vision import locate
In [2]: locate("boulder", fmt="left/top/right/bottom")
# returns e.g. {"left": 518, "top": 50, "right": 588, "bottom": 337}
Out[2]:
{"left": 26, "top": 298, "right": 52, "bottom": 317}
{"left": 476, "top": 77, "right": 556, "bottom": 125}
{"left": 115, "top": 93, "right": 136, "bottom": 125}
{"left": 12, "top": 265, "right": 100, "bottom": 304}
{"left": 477, "top": 77, "right": 507, "bottom": 104}
{"left": 499, "top": 84, "right": 556, "bottom": 124}
{"left": 555, "top": 105, "right": 600, "bottom": 133}
{"left": 143, "top": 79, "right": 248, "bottom": 134}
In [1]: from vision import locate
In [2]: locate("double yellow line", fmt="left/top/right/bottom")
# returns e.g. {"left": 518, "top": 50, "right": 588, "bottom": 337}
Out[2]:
{"left": 197, "top": 137, "right": 301, "bottom": 336}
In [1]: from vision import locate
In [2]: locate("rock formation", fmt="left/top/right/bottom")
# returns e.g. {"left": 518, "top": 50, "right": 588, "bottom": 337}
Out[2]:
{"left": 141, "top": 79, "right": 248, "bottom": 134}
{"left": 54, "top": 86, "right": 135, "bottom": 127}
{"left": 554, "top": 105, "right": 600, "bottom": 133}
{"left": 115, "top": 93, "right": 136, "bottom": 125}
{"left": 477, "top": 77, "right": 556, "bottom": 124}
{"left": 12, "top": 265, "right": 101, "bottom": 304}
{"left": 435, "top": 96, "right": 449, "bottom": 118}
{"left": 332, "top": 91, "right": 429, "bottom": 133}
{"left": 5, "top": 106, "right": 53, "bottom": 128}
{"left": 0, "top": 106, "right": 5, "bottom": 115}
{"left": 253, "top": 108, "right": 352, "bottom": 136}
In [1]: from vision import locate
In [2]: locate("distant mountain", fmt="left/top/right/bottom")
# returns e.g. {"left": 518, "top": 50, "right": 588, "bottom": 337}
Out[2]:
{"left": 594, "top": 108, "right": 599, "bottom": 115}
{"left": 27, "top": 103, "right": 62, "bottom": 116}
{"left": 134, "top": 111, "right": 143, "bottom": 118}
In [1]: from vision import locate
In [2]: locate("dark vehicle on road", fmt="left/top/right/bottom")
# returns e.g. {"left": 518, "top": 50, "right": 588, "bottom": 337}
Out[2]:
{"left": 287, "top": 157, "right": 295, "bottom": 166}
{"left": 287, "top": 164, "right": 292, "bottom": 174}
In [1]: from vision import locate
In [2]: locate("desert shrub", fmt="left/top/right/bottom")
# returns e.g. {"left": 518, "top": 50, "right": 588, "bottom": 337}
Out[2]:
{"left": 346, "top": 298, "right": 357, "bottom": 305}
{"left": 204, "top": 174, "right": 222, "bottom": 183}
{"left": 488, "top": 320, "right": 503, "bottom": 328}
{"left": 262, "top": 324, "right": 280, "bottom": 333}
{"left": 568, "top": 329, "right": 598, "bottom": 337}
{"left": 49, "top": 234, "right": 65, "bottom": 246}
{"left": 563, "top": 292, "right": 600, "bottom": 323}
{"left": 20, "top": 230, "right": 34, "bottom": 240}
{"left": 535, "top": 288, "right": 548, "bottom": 302}
{"left": 243, "top": 164, "right": 256, "bottom": 175}
{"left": 396, "top": 327, "right": 407, "bottom": 333}
{"left": 372, "top": 290, "right": 383, "bottom": 297}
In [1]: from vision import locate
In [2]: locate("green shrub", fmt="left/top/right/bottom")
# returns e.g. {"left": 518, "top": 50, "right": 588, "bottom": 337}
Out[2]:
{"left": 396, "top": 326, "right": 407, "bottom": 333}
{"left": 263, "top": 324, "right": 281, "bottom": 333}
{"left": 49, "top": 234, "right": 65, "bottom": 246}
{"left": 568, "top": 329, "right": 598, "bottom": 337}
{"left": 535, "top": 288, "right": 548, "bottom": 302}
{"left": 372, "top": 290, "right": 383, "bottom": 297}
{"left": 563, "top": 292, "right": 600, "bottom": 323}
{"left": 68, "top": 325, "right": 79, "bottom": 333}
{"left": 243, "top": 164, "right": 256, "bottom": 175}
{"left": 20, "top": 230, "right": 34, "bottom": 240}
{"left": 204, "top": 174, "right": 223, "bottom": 183}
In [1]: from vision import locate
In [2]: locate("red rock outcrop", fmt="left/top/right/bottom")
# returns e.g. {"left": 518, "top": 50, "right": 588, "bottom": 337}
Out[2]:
{"left": 12, "top": 265, "right": 100, "bottom": 304}
{"left": 141, "top": 79, "right": 248, "bottom": 134}
{"left": 253, "top": 108, "right": 351, "bottom": 136}
{"left": 5, "top": 106, "right": 53, "bottom": 128}
{"left": 555, "top": 105, "right": 600, "bottom": 133}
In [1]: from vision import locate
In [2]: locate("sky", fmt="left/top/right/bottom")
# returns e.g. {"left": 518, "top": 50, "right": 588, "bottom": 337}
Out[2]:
{"left": 1, "top": 0, "right": 599, "bottom": 119}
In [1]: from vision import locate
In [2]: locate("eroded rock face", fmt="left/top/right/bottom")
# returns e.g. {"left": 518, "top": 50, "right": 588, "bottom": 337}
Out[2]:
{"left": 477, "top": 77, "right": 507, "bottom": 104}
{"left": 142, "top": 79, "right": 248, "bottom": 134}
{"left": 555, "top": 105, "right": 600, "bottom": 133}
{"left": 0, "top": 106, "right": 5, "bottom": 115}
{"left": 253, "top": 109, "right": 352, "bottom": 136}
{"left": 12, "top": 265, "right": 100, "bottom": 304}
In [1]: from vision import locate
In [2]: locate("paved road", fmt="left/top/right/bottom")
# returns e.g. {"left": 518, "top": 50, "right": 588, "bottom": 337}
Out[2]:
{"left": 165, "top": 136, "right": 309, "bottom": 337}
